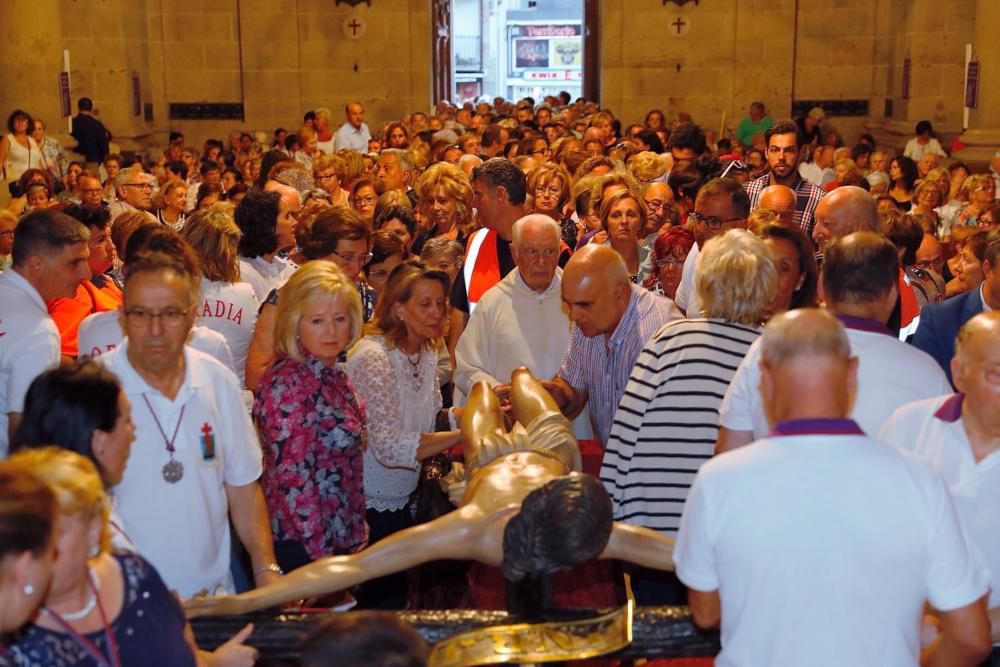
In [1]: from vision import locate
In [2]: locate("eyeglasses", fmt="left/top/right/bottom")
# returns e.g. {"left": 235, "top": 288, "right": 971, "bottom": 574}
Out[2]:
{"left": 429, "top": 259, "right": 463, "bottom": 272}
{"left": 353, "top": 196, "right": 376, "bottom": 206}
{"left": 123, "top": 182, "right": 153, "bottom": 191}
{"left": 534, "top": 186, "right": 561, "bottom": 197}
{"left": 334, "top": 250, "right": 373, "bottom": 265}
{"left": 689, "top": 211, "right": 744, "bottom": 230}
{"left": 644, "top": 199, "right": 669, "bottom": 211}
{"left": 317, "top": 173, "right": 338, "bottom": 181}
{"left": 655, "top": 257, "right": 685, "bottom": 269}
{"left": 530, "top": 148, "right": 551, "bottom": 156}
{"left": 124, "top": 306, "right": 192, "bottom": 328}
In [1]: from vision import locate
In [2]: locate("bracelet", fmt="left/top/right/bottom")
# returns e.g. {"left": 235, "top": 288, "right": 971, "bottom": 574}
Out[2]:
{"left": 253, "top": 562, "right": 283, "bottom": 577}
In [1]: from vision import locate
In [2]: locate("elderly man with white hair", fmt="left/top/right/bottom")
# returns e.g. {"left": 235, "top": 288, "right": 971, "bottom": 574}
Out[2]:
{"left": 454, "top": 214, "right": 590, "bottom": 438}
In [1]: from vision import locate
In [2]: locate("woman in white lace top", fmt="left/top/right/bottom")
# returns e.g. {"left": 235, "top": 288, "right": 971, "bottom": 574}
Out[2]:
{"left": 346, "top": 260, "right": 461, "bottom": 607}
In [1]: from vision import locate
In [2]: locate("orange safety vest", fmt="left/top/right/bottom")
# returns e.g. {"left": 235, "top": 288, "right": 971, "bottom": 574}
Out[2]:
{"left": 463, "top": 228, "right": 501, "bottom": 313}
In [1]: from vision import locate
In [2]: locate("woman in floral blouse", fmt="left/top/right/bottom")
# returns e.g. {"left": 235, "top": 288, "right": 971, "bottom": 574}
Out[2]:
{"left": 254, "top": 261, "right": 369, "bottom": 572}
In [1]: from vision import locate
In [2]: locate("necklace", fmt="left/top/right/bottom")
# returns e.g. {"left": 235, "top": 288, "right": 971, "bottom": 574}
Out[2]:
{"left": 404, "top": 349, "right": 421, "bottom": 378}
{"left": 143, "top": 395, "right": 186, "bottom": 483}
{"left": 45, "top": 567, "right": 121, "bottom": 667}
{"left": 46, "top": 568, "right": 99, "bottom": 621}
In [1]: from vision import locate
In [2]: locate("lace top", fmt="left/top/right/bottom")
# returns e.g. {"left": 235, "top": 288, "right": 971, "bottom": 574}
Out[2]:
{"left": 347, "top": 336, "right": 441, "bottom": 512}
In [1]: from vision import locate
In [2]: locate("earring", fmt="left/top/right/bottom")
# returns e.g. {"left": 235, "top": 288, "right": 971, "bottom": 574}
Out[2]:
{"left": 23, "top": 584, "right": 34, "bottom": 596}
{"left": 90, "top": 544, "right": 100, "bottom": 558}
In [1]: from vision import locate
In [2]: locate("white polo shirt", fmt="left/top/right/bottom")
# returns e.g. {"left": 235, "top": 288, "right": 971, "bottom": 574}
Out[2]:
{"left": 0, "top": 269, "right": 60, "bottom": 456}
{"left": 676, "top": 419, "right": 989, "bottom": 667}
{"left": 196, "top": 279, "right": 259, "bottom": 387}
{"left": 78, "top": 310, "right": 237, "bottom": 377}
{"left": 238, "top": 255, "right": 297, "bottom": 303}
{"left": 99, "top": 341, "right": 263, "bottom": 597}
{"left": 880, "top": 393, "right": 1000, "bottom": 608}
{"left": 718, "top": 315, "right": 952, "bottom": 438}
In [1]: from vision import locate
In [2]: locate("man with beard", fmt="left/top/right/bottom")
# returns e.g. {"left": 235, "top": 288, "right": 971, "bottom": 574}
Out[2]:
{"left": 745, "top": 121, "right": 825, "bottom": 238}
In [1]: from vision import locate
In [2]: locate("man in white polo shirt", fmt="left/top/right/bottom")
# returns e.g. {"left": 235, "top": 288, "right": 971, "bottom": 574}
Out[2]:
{"left": 100, "top": 249, "right": 280, "bottom": 597}
{"left": 0, "top": 209, "right": 90, "bottom": 454}
{"left": 676, "top": 308, "right": 991, "bottom": 667}
{"left": 880, "top": 311, "right": 1000, "bottom": 640}
{"left": 716, "top": 232, "right": 950, "bottom": 452}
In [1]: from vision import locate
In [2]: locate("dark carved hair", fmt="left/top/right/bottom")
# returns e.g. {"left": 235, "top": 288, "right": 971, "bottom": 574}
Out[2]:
{"left": 235, "top": 190, "right": 281, "bottom": 258}
{"left": 890, "top": 156, "right": 919, "bottom": 192}
{"left": 502, "top": 473, "right": 613, "bottom": 584}
{"left": 11, "top": 361, "right": 122, "bottom": 483}
{"left": 696, "top": 177, "right": 751, "bottom": 219}
{"left": 758, "top": 222, "right": 820, "bottom": 309}
{"left": 301, "top": 206, "right": 370, "bottom": 261}
{"left": 471, "top": 158, "right": 527, "bottom": 205}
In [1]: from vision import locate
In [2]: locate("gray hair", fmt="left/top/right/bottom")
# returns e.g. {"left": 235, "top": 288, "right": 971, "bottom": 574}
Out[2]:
{"left": 512, "top": 214, "right": 561, "bottom": 248}
{"left": 380, "top": 148, "right": 414, "bottom": 173}
{"left": 695, "top": 228, "right": 777, "bottom": 325}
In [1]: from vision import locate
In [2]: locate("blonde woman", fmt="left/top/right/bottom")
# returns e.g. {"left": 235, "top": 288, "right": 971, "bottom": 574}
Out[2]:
{"left": 6, "top": 448, "right": 202, "bottom": 666}
{"left": 254, "top": 261, "right": 369, "bottom": 572}
{"left": 182, "top": 204, "right": 260, "bottom": 386}
{"left": 312, "top": 153, "right": 350, "bottom": 207}
{"left": 412, "top": 162, "right": 473, "bottom": 253}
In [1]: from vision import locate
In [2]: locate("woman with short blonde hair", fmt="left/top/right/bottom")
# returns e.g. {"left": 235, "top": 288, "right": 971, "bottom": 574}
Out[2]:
{"left": 627, "top": 151, "right": 666, "bottom": 184}
{"left": 696, "top": 228, "right": 777, "bottom": 326}
{"left": 255, "top": 261, "right": 369, "bottom": 570}
{"left": 413, "top": 162, "right": 473, "bottom": 250}
{"left": 273, "top": 261, "right": 364, "bottom": 362}
{"left": 7, "top": 447, "right": 199, "bottom": 665}
{"left": 312, "top": 153, "right": 350, "bottom": 207}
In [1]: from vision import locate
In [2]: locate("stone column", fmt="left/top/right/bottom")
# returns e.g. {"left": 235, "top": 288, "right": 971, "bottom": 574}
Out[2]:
{"left": 0, "top": 0, "right": 67, "bottom": 132}
{"left": 953, "top": 0, "right": 1000, "bottom": 164}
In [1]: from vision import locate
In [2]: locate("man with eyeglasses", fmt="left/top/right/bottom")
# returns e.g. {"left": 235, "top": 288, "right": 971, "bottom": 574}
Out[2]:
{"left": 744, "top": 120, "right": 825, "bottom": 237}
{"left": 641, "top": 182, "right": 675, "bottom": 247}
{"left": 674, "top": 178, "right": 750, "bottom": 317}
{"left": 99, "top": 249, "right": 281, "bottom": 598}
{"left": 0, "top": 209, "right": 90, "bottom": 455}
{"left": 109, "top": 167, "right": 156, "bottom": 223}
{"left": 78, "top": 174, "right": 107, "bottom": 208}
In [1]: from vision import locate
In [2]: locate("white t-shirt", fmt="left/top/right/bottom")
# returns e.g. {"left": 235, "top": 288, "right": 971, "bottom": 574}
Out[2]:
{"left": 99, "top": 342, "right": 263, "bottom": 597}
{"left": 718, "top": 316, "right": 952, "bottom": 438}
{"left": 239, "top": 255, "right": 297, "bottom": 304}
{"left": 673, "top": 242, "right": 700, "bottom": 316}
{"left": 675, "top": 422, "right": 989, "bottom": 667}
{"left": 77, "top": 310, "right": 238, "bottom": 377}
{"left": 0, "top": 269, "right": 60, "bottom": 455}
{"left": 196, "top": 279, "right": 259, "bottom": 386}
{"left": 879, "top": 393, "right": 1000, "bottom": 608}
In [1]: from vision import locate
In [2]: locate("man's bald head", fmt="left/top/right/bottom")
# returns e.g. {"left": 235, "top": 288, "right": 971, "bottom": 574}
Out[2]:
{"left": 561, "top": 245, "right": 632, "bottom": 339}
{"left": 757, "top": 185, "right": 796, "bottom": 225}
{"left": 812, "top": 186, "right": 878, "bottom": 251}
{"left": 759, "top": 308, "right": 857, "bottom": 425}
{"left": 952, "top": 312, "right": 1000, "bottom": 432}
{"left": 563, "top": 244, "right": 628, "bottom": 287}
{"left": 265, "top": 182, "right": 302, "bottom": 213}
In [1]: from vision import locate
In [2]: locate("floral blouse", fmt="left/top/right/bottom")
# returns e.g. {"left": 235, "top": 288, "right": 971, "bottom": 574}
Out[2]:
{"left": 254, "top": 354, "right": 369, "bottom": 559}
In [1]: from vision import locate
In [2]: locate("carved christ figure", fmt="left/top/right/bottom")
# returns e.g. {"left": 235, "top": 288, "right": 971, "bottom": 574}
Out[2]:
{"left": 185, "top": 368, "right": 676, "bottom": 618}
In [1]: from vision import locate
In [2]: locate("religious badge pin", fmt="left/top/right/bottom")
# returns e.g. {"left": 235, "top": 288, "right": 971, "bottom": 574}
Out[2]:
{"left": 200, "top": 422, "right": 218, "bottom": 463}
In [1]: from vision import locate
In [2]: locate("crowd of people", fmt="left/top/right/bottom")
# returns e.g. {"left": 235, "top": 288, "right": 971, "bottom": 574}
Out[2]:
{"left": 2, "top": 91, "right": 1000, "bottom": 666}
